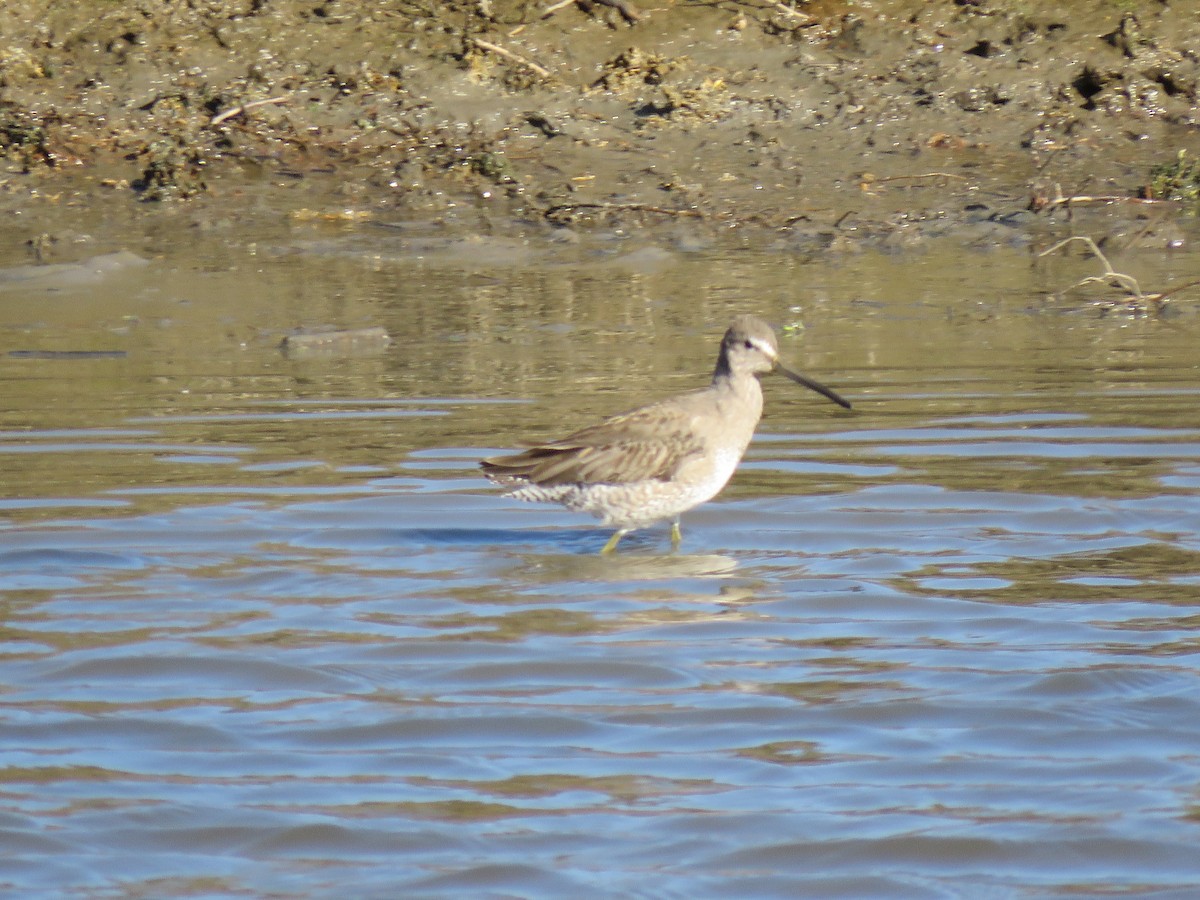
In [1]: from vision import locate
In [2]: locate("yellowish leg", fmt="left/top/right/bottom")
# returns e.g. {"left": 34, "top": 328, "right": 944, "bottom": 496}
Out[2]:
{"left": 670, "top": 520, "right": 682, "bottom": 548}
{"left": 601, "top": 529, "right": 628, "bottom": 555}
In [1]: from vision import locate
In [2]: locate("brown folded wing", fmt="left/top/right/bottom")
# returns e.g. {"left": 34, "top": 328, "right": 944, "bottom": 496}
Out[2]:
{"left": 482, "top": 404, "right": 704, "bottom": 487}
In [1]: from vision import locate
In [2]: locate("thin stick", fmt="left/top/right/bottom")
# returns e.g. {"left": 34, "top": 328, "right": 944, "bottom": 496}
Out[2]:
{"left": 771, "top": 1, "right": 812, "bottom": 21}
{"left": 472, "top": 37, "right": 552, "bottom": 78}
{"left": 1039, "top": 235, "right": 1144, "bottom": 299}
{"left": 1146, "top": 279, "right": 1200, "bottom": 304}
{"left": 541, "top": 0, "right": 576, "bottom": 15}
{"left": 210, "top": 95, "right": 289, "bottom": 126}
{"left": 1033, "top": 194, "right": 1173, "bottom": 212}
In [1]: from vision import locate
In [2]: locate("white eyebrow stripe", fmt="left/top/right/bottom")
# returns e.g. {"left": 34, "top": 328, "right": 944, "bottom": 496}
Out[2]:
{"left": 750, "top": 337, "right": 777, "bottom": 358}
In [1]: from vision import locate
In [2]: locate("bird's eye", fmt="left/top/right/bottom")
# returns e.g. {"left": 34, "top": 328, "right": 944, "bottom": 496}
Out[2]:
{"left": 743, "top": 340, "right": 754, "bottom": 349}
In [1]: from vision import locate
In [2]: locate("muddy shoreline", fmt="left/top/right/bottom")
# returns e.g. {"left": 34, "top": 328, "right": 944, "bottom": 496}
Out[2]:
{"left": 2, "top": 0, "right": 1199, "bottom": 259}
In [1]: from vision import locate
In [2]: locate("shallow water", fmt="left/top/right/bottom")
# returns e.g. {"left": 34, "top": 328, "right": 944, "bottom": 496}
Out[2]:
{"left": 3, "top": 211, "right": 1200, "bottom": 898}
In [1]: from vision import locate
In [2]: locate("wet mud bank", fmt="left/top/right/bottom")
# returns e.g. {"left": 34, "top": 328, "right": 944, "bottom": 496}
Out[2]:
{"left": 2, "top": 0, "right": 1199, "bottom": 261}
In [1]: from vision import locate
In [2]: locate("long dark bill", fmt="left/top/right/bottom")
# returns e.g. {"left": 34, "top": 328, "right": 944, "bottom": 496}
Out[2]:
{"left": 778, "top": 365, "right": 852, "bottom": 410}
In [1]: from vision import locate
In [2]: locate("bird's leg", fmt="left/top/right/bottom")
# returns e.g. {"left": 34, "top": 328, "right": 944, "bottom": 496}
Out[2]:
{"left": 669, "top": 520, "right": 682, "bottom": 548}
{"left": 601, "top": 529, "right": 628, "bottom": 555}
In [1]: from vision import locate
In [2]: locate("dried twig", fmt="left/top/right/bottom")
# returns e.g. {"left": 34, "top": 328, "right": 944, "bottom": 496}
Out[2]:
{"left": 1035, "top": 234, "right": 1199, "bottom": 315}
{"left": 209, "top": 95, "right": 289, "bottom": 126}
{"left": 1148, "top": 279, "right": 1200, "bottom": 304}
{"left": 1034, "top": 194, "right": 1171, "bottom": 212}
{"left": 769, "top": 1, "right": 812, "bottom": 21}
{"left": 1029, "top": 183, "right": 1174, "bottom": 213}
{"left": 1040, "top": 235, "right": 1144, "bottom": 298}
{"left": 471, "top": 37, "right": 552, "bottom": 78}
